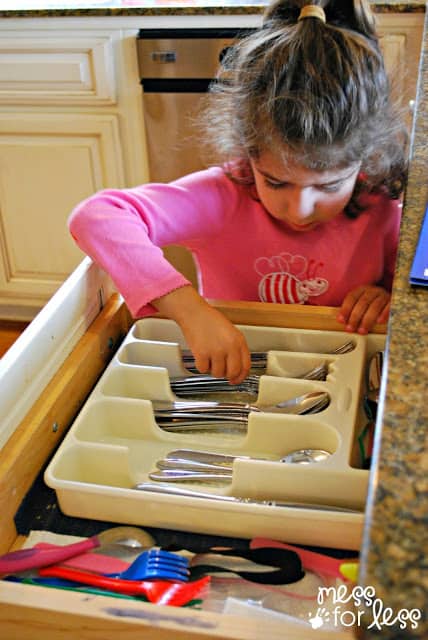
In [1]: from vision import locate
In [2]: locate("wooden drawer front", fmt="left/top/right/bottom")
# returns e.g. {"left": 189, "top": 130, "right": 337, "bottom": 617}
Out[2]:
{"left": 0, "top": 35, "right": 116, "bottom": 105}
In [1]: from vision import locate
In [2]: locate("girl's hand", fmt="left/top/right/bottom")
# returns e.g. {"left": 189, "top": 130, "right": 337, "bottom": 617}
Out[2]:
{"left": 337, "top": 285, "right": 391, "bottom": 335}
{"left": 152, "top": 286, "right": 251, "bottom": 384}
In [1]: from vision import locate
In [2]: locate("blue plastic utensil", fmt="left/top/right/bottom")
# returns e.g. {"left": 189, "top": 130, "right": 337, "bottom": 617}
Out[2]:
{"left": 106, "top": 548, "right": 190, "bottom": 582}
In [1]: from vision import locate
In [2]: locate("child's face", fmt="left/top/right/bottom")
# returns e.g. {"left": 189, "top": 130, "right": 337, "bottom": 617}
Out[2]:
{"left": 250, "top": 150, "right": 361, "bottom": 232}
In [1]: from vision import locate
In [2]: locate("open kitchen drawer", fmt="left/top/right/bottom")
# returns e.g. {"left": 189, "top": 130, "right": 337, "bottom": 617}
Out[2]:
{"left": 0, "top": 258, "right": 386, "bottom": 639}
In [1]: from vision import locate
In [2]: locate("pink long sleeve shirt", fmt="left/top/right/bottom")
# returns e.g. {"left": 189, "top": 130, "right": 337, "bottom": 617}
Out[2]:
{"left": 68, "top": 166, "right": 401, "bottom": 318}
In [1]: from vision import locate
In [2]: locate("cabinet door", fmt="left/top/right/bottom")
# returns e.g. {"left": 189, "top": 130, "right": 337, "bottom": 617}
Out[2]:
{"left": 377, "top": 14, "right": 424, "bottom": 127}
{"left": 0, "top": 112, "right": 125, "bottom": 320}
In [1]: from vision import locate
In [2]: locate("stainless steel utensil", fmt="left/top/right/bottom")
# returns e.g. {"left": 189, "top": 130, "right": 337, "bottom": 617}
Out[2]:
{"left": 157, "top": 458, "right": 234, "bottom": 473}
{"left": 182, "top": 350, "right": 267, "bottom": 373}
{"left": 154, "top": 419, "right": 246, "bottom": 431}
{"left": 154, "top": 391, "right": 330, "bottom": 431}
{"left": 359, "top": 350, "right": 384, "bottom": 468}
{"left": 156, "top": 448, "right": 330, "bottom": 471}
{"left": 153, "top": 391, "right": 330, "bottom": 421}
{"left": 366, "top": 351, "right": 383, "bottom": 405}
{"left": 363, "top": 350, "right": 383, "bottom": 422}
{"left": 134, "top": 482, "right": 361, "bottom": 514}
{"left": 165, "top": 448, "right": 256, "bottom": 465}
{"left": 181, "top": 340, "right": 354, "bottom": 373}
{"left": 170, "top": 374, "right": 260, "bottom": 396}
{"left": 281, "top": 448, "right": 331, "bottom": 464}
{"left": 331, "top": 340, "right": 355, "bottom": 354}
{"left": 148, "top": 469, "right": 233, "bottom": 483}
{"left": 170, "top": 362, "right": 328, "bottom": 397}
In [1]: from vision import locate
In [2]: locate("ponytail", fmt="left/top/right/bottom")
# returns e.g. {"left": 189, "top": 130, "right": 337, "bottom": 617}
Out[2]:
{"left": 264, "top": 1, "right": 378, "bottom": 41}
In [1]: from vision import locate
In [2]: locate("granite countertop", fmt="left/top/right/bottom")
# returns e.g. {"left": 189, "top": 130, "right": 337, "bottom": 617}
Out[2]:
{"left": 359, "top": 7, "right": 428, "bottom": 639}
{"left": 0, "top": 0, "right": 425, "bottom": 17}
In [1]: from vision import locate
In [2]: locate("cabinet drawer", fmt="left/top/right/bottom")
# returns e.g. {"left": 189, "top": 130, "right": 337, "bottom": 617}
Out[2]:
{"left": 0, "top": 33, "right": 116, "bottom": 105}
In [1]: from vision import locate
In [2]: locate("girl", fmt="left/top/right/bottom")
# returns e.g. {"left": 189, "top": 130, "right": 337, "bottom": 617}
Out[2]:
{"left": 69, "top": 0, "right": 407, "bottom": 384}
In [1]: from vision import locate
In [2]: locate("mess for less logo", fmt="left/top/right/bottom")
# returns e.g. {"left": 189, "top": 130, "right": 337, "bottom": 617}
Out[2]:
{"left": 308, "top": 585, "right": 422, "bottom": 631}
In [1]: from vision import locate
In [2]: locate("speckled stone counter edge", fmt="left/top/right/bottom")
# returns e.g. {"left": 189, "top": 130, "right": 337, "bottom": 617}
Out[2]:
{"left": 0, "top": 3, "right": 425, "bottom": 19}
{"left": 358, "top": 4, "right": 428, "bottom": 639}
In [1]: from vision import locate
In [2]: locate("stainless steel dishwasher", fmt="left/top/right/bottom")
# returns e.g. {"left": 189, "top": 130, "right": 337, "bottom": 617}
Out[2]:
{"left": 137, "top": 28, "right": 253, "bottom": 285}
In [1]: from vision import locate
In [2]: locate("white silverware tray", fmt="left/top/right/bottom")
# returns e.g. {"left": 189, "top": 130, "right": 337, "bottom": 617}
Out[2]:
{"left": 45, "top": 318, "right": 385, "bottom": 550}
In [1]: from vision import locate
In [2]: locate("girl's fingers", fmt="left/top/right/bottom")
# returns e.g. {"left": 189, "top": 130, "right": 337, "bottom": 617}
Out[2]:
{"left": 358, "top": 298, "right": 390, "bottom": 333}
{"left": 376, "top": 301, "right": 391, "bottom": 325}
{"left": 350, "top": 294, "right": 389, "bottom": 333}
{"left": 194, "top": 346, "right": 250, "bottom": 384}
{"left": 338, "top": 287, "right": 365, "bottom": 325}
{"left": 193, "top": 353, "right": 211, "bottom": 375}
{"left": 227, "top": 344, "right": 252, "bottom": 385}
{"left": 339, "top": 287, "right": 390, "bottom": 333}
{"left": 210, "top": 353, "right": 228, "bottom": 379}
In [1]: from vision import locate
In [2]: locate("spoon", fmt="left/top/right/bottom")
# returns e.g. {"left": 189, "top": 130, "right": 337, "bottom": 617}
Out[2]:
{"left": 281, "top": 448, "right": 331, "bottom": 464}
{"left": 151, "top": 450, "right": 330, "bottom": 479}
{"left": 153, "top": 391, "right": 330, "bottom": 422}
{"left": 364, "top": 351, "right": 383, "bottom": 420}
{"left": 160, "top": 448, "right": 330, "bottom": 468}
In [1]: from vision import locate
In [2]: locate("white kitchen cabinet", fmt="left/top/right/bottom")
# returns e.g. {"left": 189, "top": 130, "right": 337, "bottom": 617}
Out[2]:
{"left": 0, "top": 112, "right": 125, "bottom": 317}
{"left": 377, "top": 13, "right": 424, "bottom": 125}
{"left": 0, "top": 23, "right": 149, "bottom": 321}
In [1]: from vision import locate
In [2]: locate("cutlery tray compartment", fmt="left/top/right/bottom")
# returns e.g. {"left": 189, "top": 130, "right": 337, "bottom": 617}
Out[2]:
{"left": 45, "top": 318, "right": 385, "bottom": 550}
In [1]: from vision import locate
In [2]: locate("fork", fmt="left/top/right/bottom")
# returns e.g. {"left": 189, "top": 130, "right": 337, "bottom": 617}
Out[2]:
{"left": 106, "top": 548, "right": 190, "bottom": 581}
{"left": 182, "top": 350, "right": 267, "bottom": 373}
{"left": 170, "top": 373, "right": 261, "bottom": 395}
{"left": 181, "top": 340, "right": 354, "bottom": 373}
{"left": 170, "top": 362, "right": 328, "bottom": 397}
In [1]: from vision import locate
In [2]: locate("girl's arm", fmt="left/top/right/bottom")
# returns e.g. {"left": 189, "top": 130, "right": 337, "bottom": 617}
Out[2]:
{"left": 68, "top": 167, "right": 236, "bottom": 318}
{"left": 153, "top": 285, "right": 251, "bottom": 384}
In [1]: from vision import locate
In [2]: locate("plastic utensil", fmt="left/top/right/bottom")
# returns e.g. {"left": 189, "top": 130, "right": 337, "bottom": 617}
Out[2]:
{"left": 188, "top": 547, "right": 304, "bottom": 584}
{"left": 5, "top": 575, "right": 146, "bottom": 601}
{"left": 38, "top": 566, "right": 210, "bottom": 606}
{"left": 0, "top": 526, "right": 154, "bottom": 575}
{"left": 250, "top": 538, "right": 358, "bottom": 580}
{"left": 106, "top": 548, "right": 190, "bottom": 581}
{"left": 31, "top": 542, "right": 131, "bottom": 574}
{"left": 339, "top": 562, "right": 359, "bottom": 582}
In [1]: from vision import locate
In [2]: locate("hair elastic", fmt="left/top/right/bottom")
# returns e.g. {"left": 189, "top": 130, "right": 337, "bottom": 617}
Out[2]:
{"left": 298, "top": 5, "right": 326, "bottom": 23}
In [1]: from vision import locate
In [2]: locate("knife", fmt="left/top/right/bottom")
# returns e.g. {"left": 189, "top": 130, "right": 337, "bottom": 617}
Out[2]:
{"left": 134, "top": 482, "right": 362, "bottom": 513}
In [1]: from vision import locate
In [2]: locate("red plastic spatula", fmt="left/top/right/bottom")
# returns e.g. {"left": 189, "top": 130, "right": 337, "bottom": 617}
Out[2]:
{"left": 39, "top": 565, "right": 210, "bottom": 606}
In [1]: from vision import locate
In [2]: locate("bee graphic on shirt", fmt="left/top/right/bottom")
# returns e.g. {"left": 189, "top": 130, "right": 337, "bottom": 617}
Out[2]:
{"left": 255, "top": 253, "right": 329, "bottom": 304}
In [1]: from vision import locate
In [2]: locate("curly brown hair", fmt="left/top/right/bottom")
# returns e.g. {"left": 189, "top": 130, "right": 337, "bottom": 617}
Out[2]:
{"left": 199, "top": 0, "right": 408, "bottom": 217}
